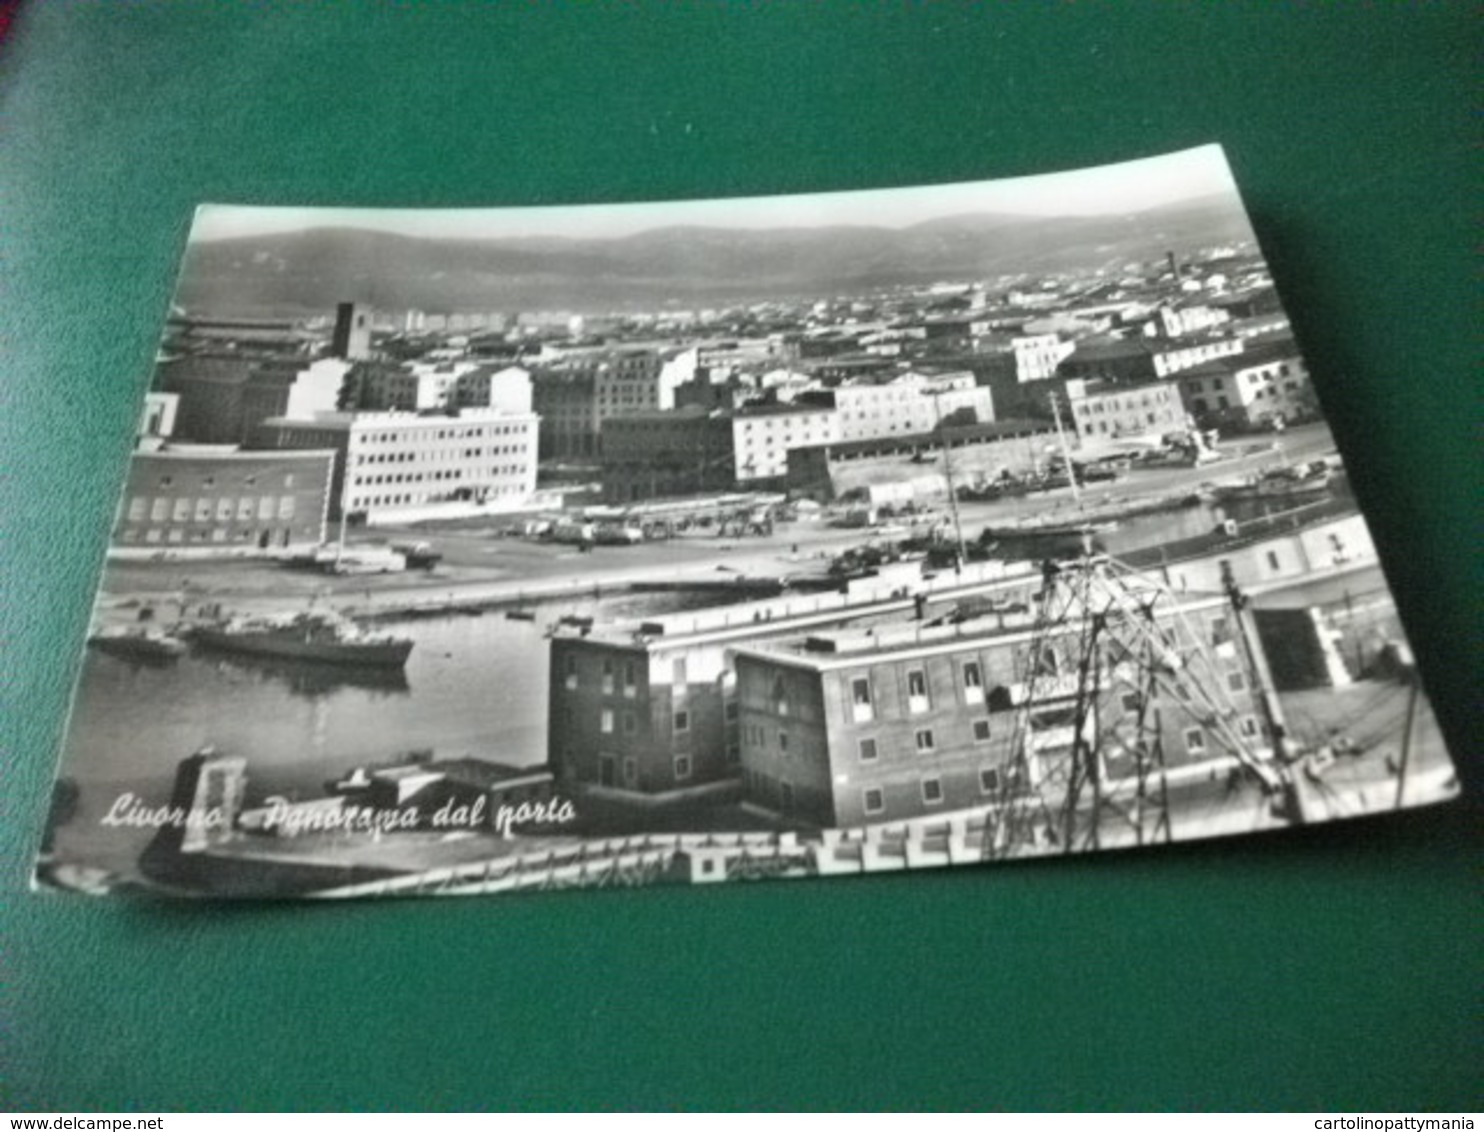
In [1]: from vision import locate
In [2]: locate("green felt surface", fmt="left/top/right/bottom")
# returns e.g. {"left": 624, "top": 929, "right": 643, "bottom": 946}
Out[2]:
{"left": 2, "top": 1, "right": 1479, "bottom": 1112}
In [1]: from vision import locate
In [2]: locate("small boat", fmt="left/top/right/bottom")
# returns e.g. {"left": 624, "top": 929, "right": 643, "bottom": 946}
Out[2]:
{"left": 186, "top": 611, "right": 413, "bottom": 668}
{"left": 1210, "top": 463, "right": 1331, "bottom": 504}
{"left": 88, "top": 626, "right": 187, "bottom": 662}
{"left": 505, "top": 609, "right": 538, "bottom": 622}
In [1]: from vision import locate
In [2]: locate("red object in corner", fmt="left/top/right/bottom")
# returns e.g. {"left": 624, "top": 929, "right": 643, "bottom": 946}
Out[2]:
{"left": 0, "top": 0, "right": 20, "bottom": 45}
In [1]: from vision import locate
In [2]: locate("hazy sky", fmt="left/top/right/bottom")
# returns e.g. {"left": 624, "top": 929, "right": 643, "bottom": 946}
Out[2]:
{"left": 191, "top": 144, "right": 1238, "bottom": 244}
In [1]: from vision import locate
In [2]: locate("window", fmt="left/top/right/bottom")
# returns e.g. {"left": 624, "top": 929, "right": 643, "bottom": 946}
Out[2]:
{"left": 601, "top": 659, "right": 614, "bottom": 695}
{"left": 672, "top": 657, "right": 688, "bottom": 691}
{"left": 622, "top": 756, "right": 638, "bottom": 787}
{"left": 1227, "top": 671, "right": 1247, "bottom": 693}
{"left": 907, "top": 669, "right": 929, "bottom": 713}
{"left": 850, "top": 676, "right": 874, "bottom": 722}
{"left": 921, "top": 777, "right": 943, "bottom": 805}
{"left": 622, "top": 711, "right": 636, "bottom": 735}
{"left": 1183, "top": 727, "right": 1206, "bottom": 755}
{"left": 962, "top": 661, "right": 984, "bottom": 704}
{"left": 674, "top": 755, "right": 692, "bottom": 781}
{"left": 622, "top": 662, "right": 637, "bottom": 697}
{"left": 563, "top": 655, "right": 578, "bottom": 690}
{"left": 674, "top": 710, "right": 690, "bottom": 734}
{"left": 127, "top": 497, "right": 147, "bottom": 521}
{"left": 863, "top": 788, "right": 885, "bottom": 816}
{"left": 1120, "top": 691, "right": 1142, "bottom": 713}
{"left": 972, "top": 719, "right": 991, "bottom": 743}
{"left": 150, "top": 498, "right": 169, "bottom": 521}
{"left": 979, "top": 767, "right": 1000, "bottom": 794}
{"left": 778, "top": 731, "right": 788, "bottom": 752}
{"left": 772, "top": 676, "right": 789, "bottom": 716}
{"left": 1266, "top": 550, "right": 1281, "bottom": 572}
{"left": 600, "top": 709, "right": 614, "bottom": 734}
{"left": 858, "top": 737, "right": 878, "bottom": 762}
{"left": 1239, "top": 716, "right": 1261, "bottom": 739}
{"left": 914, "top": 728, "right": 935, "bottom": 753}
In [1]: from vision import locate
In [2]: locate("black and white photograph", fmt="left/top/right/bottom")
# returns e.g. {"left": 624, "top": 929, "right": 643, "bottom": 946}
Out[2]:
{"left": 35, "top": 144, "right": 1460, "bottom": 900}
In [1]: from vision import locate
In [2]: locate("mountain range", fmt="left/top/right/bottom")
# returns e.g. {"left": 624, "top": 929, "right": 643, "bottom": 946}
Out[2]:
{"left": 175, "top": 193, "right": 1257, "bottom": 318}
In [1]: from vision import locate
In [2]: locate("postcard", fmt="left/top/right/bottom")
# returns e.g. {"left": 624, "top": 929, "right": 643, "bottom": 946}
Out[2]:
{"left": 34, "top": 144, "right": 1459, "bottom": 900}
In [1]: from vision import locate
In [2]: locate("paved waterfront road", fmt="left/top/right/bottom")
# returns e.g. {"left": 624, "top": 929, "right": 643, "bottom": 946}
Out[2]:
{"left": 99, "top": 423, "right": 1338, "bottom": 618}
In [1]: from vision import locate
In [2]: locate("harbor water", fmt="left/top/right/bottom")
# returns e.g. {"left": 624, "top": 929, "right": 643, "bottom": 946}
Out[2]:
{"left": 47, "top": 590, "right": 724, "bottom": 880}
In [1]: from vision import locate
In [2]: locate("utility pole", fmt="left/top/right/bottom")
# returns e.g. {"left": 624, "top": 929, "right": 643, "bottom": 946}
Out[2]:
{"left": 929, "top": 388, "right": 968, "bottom": 572}
{"left": 1048, "top": 390, "right": 1082, "bottom": 508}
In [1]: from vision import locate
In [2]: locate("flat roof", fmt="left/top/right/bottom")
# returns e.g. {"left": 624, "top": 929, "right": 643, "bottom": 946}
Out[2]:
{"left": 136, "top": 445, "right": 336, "bottom": 461}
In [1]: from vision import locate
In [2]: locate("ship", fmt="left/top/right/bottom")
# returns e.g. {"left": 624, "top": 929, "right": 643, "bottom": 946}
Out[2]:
{"left": 87, "top": 625, "right": 188, "bottom": 663}
{"left": 1206, "top": 461, "right": 1331, "bottom": 504}
{"left": 187, "top": 611, "right": 414, "bottom": 667}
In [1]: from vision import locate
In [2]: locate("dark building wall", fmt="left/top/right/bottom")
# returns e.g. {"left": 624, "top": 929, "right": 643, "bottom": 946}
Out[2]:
{"left": 599, "top": 413, "right": 737, "bottom": 502}
{"left": 114, "top": 449, "right": 333, "bottom": 553}
{"left": 531, "top": 371, "right": 597, "bottom": 460}
{"left": 331, "top": 302, "right": 372, "bottom": 360}
{"left": 735, "top": 660, "right": 836, "bottom": 825}
{"left": 549, "top": 636, "right": 739, "bottom": 795}
{"left": 157, "top": 355, "right": 258, "bottom": 444}
{"left": 252, "top": 423, "right": 353, "bottom": 519}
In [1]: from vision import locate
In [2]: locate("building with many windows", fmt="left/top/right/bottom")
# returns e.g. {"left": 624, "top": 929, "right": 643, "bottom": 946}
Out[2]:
{"left": 1176, "top": 340, "right": 1313, "bottom": 430}
{"left": 802, "top": 370, "right": 992, "bottom": 441}
{"left": 1064, "top": 378, "right": 1188, "bottom": 442}
{"left": 547, "top": 562, "right": 1043, "bottom": 801}
{"left": 731, "top": 403, "right": 840, "bottom": 482}
{"left": 255, "top": 406, "right": 538, "bottom": 522}
{"left": 729, "top": 589, "right": 1269, "bottom": 828}
{"left": 111, "top": 446, "right": 335, "bottom": 557}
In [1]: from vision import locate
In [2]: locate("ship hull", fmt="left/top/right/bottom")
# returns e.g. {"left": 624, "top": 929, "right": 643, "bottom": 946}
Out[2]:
{"left": 88, "top": 632, "right": 187, "bottom": 662}
{"left": 191, "top": 628, "right": 413, "bottom": 668}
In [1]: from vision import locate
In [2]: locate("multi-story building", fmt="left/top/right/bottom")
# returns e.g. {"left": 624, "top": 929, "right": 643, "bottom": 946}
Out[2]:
{"left": 1064, "top": 378, "right": 1187, "bottom": 442}
{"left": 1149, "top": 335, "right": 1245, "bottom": 377}
{"left": 599, "top": 401, "right": 844, "bottom": 500}
{"left": 1175, "top": 340, "right": 1313, "bottom": 430}
{"left": 526, "top": 349, "right": 677, "bottom": 461}
{"left": 348, "top": 361, "right": 532, "bottom": 415}
{"left": 112, "top": 447, "right": 335, "bottom": 557}
{"left": 598, "top": 407, "right": 737, "bottom": 502}
{"left": 330, "top": 302, "right": 373, "bottom": 360}
{"left": 547, "top": 562, "right": 1043, "bottom": 800}
{"left": 804, "top": 370, "right": 992, "bottom": 441}
{"left": 731, "top": 403, "right": 840, "bottom": 483}
{"left": 531, "top": 369, "right": 600, "bottom": 461}
{"left": 1009, "top": 334, "right": 1076, "bottom": 383}
{"left": 1058, "top": 335, "right": 1244, "bottom": 384}
{"left": 729, "top": 589, "right": 1269, "bottom": 827}
{"left": 255, "top": 406, "right": 538, "bottom": 522}
{"left": 158, "top": 354, "right": 350, "bottom": 445}
{"left": 1144, "top": 303, "right": 1232, "bottom": 339}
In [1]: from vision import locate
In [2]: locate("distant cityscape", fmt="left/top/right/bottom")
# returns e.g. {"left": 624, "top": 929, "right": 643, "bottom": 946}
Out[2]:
{"left": 127, "top": 237, "right": 1307, "bottom": 543}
